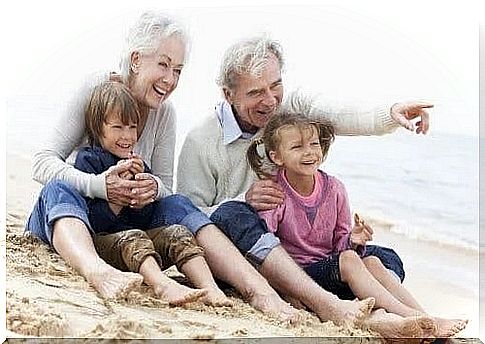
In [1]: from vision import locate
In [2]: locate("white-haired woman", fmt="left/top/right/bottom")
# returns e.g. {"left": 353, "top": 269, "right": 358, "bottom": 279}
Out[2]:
{"left": 26, "top": 11, "right": 235, "bottom": 307}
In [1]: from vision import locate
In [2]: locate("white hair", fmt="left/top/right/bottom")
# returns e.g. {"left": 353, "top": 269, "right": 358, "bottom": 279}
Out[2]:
{"left": 120, "top": 11, "right": 189, "bottom": 82}
{"left": 217, "top": 35, "right": 285, "bottom": 90}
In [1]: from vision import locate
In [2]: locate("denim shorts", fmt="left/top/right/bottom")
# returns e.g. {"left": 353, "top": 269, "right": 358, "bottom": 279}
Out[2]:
{"left": 304, "top": 245, "right": 405, "bottom": 300}
{"left": 26, "top": 180, "right": 212, "bottom": 246}
{"left": 303, "top": 254, "right": 355, "bottom": 300}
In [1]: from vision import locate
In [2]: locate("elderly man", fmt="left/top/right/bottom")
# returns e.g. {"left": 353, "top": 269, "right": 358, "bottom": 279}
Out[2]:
{"left": 177, "top": 36, "right": 435, "bottom": 334}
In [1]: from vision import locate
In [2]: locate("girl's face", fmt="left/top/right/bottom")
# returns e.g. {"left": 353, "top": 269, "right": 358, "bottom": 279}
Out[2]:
{"left": 269, "top": 124, "right": 323, "bottom": 179}
{"left": 129, "top": 35, "right": 185, "bottom": 110}
{"left": 100, "top": 110, "right": 138, "bottom": 158}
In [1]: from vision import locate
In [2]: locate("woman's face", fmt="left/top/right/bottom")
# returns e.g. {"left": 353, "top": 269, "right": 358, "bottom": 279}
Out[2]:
{"left": 129, "top": 35, "right": 185, "bottom": 110}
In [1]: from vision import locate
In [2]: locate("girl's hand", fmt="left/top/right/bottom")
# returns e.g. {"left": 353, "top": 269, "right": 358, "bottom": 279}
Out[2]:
{"left": 351, "top": 213, "right": 374, "bottom": 247}
{"left": 245, "top": 178, "right": 284, "bottom": 211}
{"left": 128, "top": 173, "right": 158, "bottom": 208}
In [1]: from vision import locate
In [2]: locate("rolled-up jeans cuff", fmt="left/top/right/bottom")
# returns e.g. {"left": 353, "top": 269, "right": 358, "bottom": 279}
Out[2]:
{"left": 46, "top": 204, "right": 94, "bottom": 245}
{"left": 245, "top": 232, "right": 281, "bottom": 267}
{"left": 181, "top": 212, "right": 213, "bottom": 234}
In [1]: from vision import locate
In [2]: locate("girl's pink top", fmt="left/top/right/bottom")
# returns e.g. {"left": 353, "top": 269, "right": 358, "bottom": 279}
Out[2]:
{"left": 259, "top": 169, "right": 353, "bottom": 266}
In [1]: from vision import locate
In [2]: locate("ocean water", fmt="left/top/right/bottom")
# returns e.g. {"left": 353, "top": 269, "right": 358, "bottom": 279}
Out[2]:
{"left": 324, "top": 132, "right": 479, "bottom": 252}
{"left": 6, "top": 98, "right": 480, "bottom": 252}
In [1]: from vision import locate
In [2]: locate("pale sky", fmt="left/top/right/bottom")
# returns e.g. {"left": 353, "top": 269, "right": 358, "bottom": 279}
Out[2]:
{"left": 2, "top": 0, "right": 481, "bottom": 139}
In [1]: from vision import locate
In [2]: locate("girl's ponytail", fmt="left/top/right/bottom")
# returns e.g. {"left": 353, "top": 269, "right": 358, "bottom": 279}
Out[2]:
{"left": 247, "top": 138, "right": 267, "bottom": 180}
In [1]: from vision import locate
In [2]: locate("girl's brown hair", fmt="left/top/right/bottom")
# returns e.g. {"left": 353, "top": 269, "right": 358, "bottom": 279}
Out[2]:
{"left": 247, "top": 93, "right": 335, "bottom": 179}
{"left": 85, "top": 81, "right": 141, "bottom": 146}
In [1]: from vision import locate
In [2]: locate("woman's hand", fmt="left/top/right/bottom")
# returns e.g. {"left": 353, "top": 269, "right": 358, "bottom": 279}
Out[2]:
{"left": 245, "top": 179, "right": 284, "bottom": 211}
{"left": 351, "top": 213, "right": 374, "bottom": 247}
{"left": 129, "top": 173, "right": 158, "bottom": 208}
{"left": 106, "top": 161, "right": 142, "bottom": 206}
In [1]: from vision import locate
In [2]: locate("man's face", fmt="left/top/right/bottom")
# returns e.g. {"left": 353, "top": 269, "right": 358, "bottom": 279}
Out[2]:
{"left": 224, "top": 54, "right": 284, "bottom": 133}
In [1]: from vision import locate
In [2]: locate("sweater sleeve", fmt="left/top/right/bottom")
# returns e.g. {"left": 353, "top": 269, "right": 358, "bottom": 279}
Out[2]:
{"left": 31, "top": 74, "right": 107, "bottom": 199}
{"left": 177, "top": 131, "right": 218, "bottom": 213}
{"left": 287, "top": 91, "right": 399, "bottom": 136}
{"left": 148, "top": 103, "right": 176, "bottom": 199}
{"left": 332, "top": 178, "right": 354, "bottom": 254}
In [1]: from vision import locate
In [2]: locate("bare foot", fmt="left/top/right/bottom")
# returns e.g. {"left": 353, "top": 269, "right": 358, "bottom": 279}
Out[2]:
{"left": 434, "top": 317, "right": 468, "bottom": 337}
{"left": 200, "top": 288, "right": 234, "bottom": 307}
{"left": 322, "top": 297, "right": 375, "bottom": 326}
{"left": 249, "top": 292, "right": 300, "bottom": 324}
{"left": 154, "top": 281, "right": 207, "bottom": 306}
{"left": 87, "top": 264, "right": 143, "bottom": 300}
{"left": 364, "top": 309, "right": 437, "bottom": 338}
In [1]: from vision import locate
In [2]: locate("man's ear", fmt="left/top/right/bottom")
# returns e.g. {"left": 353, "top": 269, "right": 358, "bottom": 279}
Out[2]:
{"left": 223, "top": 87, "right": 233, "bottom": 104}
{"left": 269, "top": 150, "right": 283, "bottom": 167}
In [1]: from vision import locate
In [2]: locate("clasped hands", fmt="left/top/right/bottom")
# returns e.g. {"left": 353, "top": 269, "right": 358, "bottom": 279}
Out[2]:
{"left": 105, "top": 153, "right": 158, "bottom": 208}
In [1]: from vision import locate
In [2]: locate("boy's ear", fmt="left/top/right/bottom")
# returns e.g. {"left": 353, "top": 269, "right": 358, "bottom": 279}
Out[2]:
{"left": 269, "top": 150, "right": 284, "bottom": 167}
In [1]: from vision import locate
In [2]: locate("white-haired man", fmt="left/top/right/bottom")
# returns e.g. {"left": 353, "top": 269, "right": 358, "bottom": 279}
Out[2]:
{"left": 177, "top": 36, "right": 440, "bottom": 337}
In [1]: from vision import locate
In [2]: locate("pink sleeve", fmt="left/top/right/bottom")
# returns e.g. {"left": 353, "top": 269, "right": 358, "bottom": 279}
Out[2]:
{"left": 333, "top": 179, "right": 352, "bottom": 253}
{"left": 258, "top": 205, "right": 285, "bottom": 233}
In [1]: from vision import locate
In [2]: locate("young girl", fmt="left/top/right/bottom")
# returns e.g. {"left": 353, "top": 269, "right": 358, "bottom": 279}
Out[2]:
{"left": 28, "top": 81, "right": 232, "bottom": 307}
{"left": 246, "top": 95, "right": 467, "bottom": 338}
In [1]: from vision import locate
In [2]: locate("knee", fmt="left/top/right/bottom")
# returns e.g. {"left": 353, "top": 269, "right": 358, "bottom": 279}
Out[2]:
{"left": 121, "top": 229, "right": 150, "bottom": 240}
{"left": 43, "top": 179, "right": 76, "bottom": 196}
{"left": 339, "top": 250, "right": 363, "bottom": 276}
{"left": 162, "top": 194, "right": 193, "bottom": 207}
{"left": 216, "top": 201, "right": 257, "bottom": 216}
{"left": 163, "top": 224, "right": 195, "bottom": 241}
{"left": 363, "top": 255, "right": 384, "bottom": 269}
{"left": 211, "top": 201, "right": 259, "bottom": 225}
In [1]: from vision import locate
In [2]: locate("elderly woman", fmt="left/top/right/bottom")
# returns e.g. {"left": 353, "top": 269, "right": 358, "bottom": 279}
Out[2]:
{"left": 27, "top": 11, "right": 237, "bottom": 307}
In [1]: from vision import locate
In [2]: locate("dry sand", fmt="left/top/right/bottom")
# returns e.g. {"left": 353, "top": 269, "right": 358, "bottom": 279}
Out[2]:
{"left": 3, "top": 152, "right": 481, "bottom": 341}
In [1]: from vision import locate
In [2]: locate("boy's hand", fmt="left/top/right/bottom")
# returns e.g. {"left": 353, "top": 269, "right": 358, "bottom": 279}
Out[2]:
{"left": 351, "top": 213, "right": 374, "bottom": 247}
{"left": 116, "top": 160, "right": 134, "bottom": 180}
{"left": 127, "top": 153, "right": 144, "bottom": 175}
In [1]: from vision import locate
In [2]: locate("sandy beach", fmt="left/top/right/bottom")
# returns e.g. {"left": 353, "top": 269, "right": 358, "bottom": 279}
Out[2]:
{"left": 3, "top": 151, "right": 481, "bottom": 341}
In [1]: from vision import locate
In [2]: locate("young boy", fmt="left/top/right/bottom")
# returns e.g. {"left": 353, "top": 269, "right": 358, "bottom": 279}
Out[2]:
{"left": 71, "top": 80, "right": 231, "bottom": 306}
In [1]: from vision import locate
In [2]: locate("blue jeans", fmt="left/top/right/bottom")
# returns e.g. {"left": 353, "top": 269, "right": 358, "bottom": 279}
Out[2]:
{"left": 210, "top": 201, "right": 405, "bottom": 282}
{"left": 26, "top": 180, "right": 212, "bottom": 246}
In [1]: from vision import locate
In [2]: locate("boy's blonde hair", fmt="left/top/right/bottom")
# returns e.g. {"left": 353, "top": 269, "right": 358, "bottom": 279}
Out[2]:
{"left": 85, "top": 81, "right": 141, "bottom": 146}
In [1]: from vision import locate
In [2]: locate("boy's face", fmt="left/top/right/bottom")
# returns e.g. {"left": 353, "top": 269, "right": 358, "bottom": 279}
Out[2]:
{"left": 269, "top": 124, "right": 323, "bottom": 180}
{"left": 100, "top": 110, "right": 138, "bottom": 158}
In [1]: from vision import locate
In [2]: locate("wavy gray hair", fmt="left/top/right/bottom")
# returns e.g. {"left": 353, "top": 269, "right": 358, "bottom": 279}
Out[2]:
{"left": 120, "top": 11, "right": 189, "bottom": 82}
{"left": 217, "top": 35, "right": 284, "bottom": 90}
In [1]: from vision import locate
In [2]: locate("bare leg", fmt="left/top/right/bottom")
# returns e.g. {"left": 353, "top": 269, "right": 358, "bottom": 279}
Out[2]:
{"left": 340, "top": 250, "right": 424, "bottom": 318}
{"left": 180, "top": 256, "right": 233, "bottom": 307}
{"left": 139, "top": 256, "right": 207, "bottom": 305}
{"left": 195, "top": 224, "right": 299, "bottom": 322}
{"left": 259, "top": 246, "right": 375, "bottom": 326}
{"left": 363, "top": 256, "right": 468, "bottom": 337}
{"left": 52, "top": 218, "right": 143, "bottom": 299}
